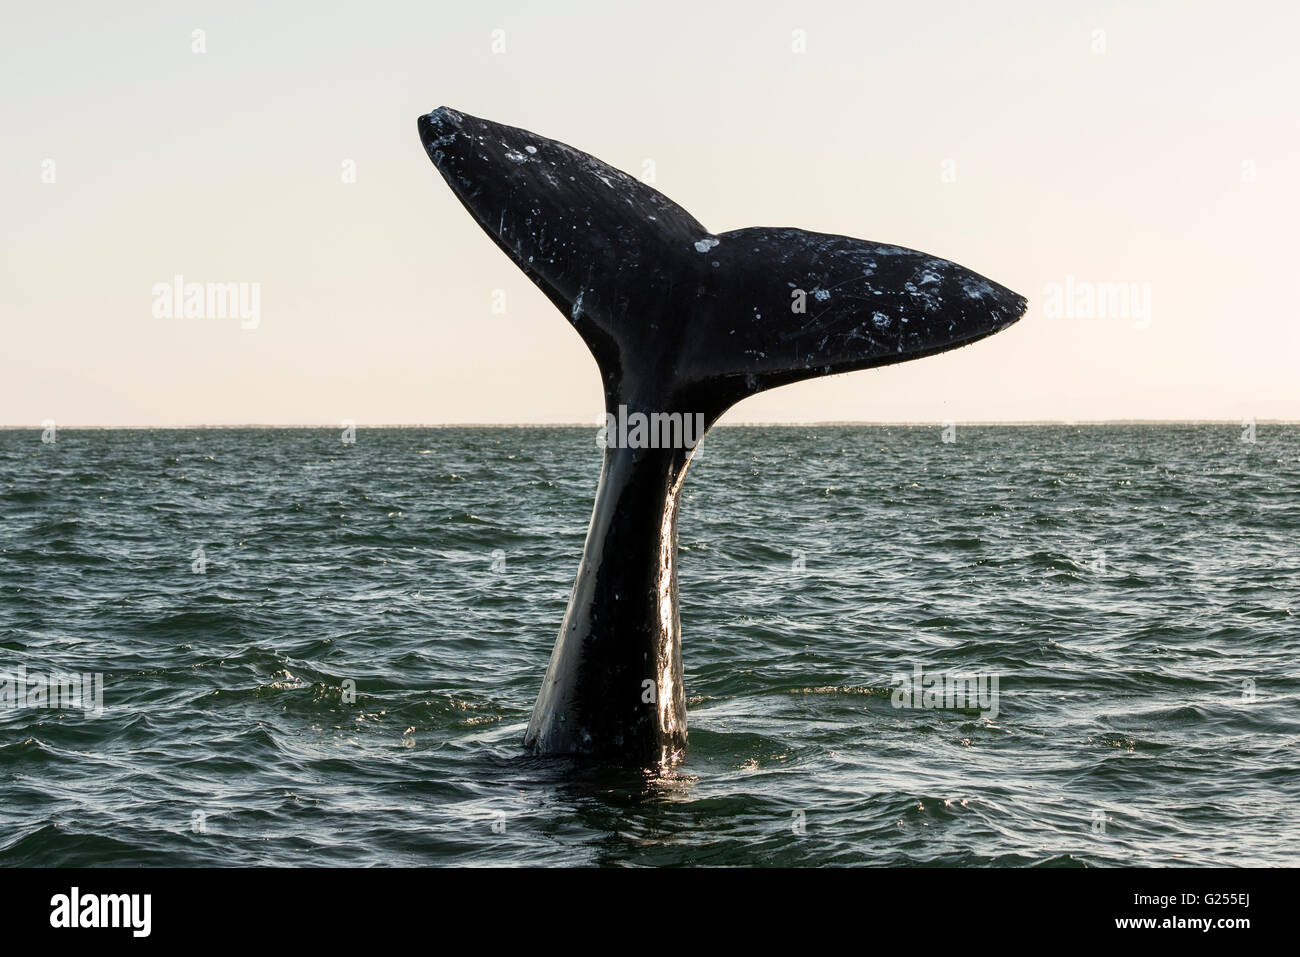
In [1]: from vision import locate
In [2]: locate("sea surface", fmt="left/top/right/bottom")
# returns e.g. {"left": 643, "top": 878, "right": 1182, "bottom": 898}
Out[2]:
{"left": 1, "top": 425, "right": 1297, "bottom": 867}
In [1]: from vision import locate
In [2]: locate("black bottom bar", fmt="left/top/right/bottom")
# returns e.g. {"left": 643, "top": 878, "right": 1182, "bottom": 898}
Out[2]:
{"left": 0, "top": 866, "right": 1272, "bottom": 943}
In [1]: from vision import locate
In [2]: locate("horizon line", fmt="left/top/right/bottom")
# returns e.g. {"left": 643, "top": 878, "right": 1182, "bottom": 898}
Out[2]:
{"left": 4, "top": 419, "right": 1294, "bottom": 430}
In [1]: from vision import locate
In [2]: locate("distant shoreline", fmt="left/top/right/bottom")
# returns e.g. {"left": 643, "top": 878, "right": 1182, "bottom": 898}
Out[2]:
{"left": 3, "top": 420, "right": 1296, "bottom": 430}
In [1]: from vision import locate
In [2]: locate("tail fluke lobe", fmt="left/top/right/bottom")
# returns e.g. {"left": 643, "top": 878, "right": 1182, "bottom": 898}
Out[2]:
{"left": 418, "top": 106, "right": 711, "bottom": 386}
{"left": 677, "top": 226, "right": 1028, "bottom": 409}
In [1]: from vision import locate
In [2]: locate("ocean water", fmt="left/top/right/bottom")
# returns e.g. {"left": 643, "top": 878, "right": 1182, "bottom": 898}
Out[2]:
{"left": 1, "top": 425, "right": 1297, "bottom": 867}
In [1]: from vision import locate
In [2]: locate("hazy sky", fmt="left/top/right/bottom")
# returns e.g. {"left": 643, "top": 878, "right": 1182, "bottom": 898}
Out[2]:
{"left": 2, "top": 0, "right": 1296, "bottom": 425}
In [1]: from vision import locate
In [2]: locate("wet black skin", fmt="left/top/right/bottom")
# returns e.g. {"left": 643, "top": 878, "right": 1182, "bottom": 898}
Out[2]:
{"left": 418, "top": 106, "right": 1027, "bottom": 766}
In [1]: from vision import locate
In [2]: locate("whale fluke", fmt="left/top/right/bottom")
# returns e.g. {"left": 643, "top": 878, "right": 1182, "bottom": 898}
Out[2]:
{"left": 418, "top": 106, "right": 1026, "bottom": 765}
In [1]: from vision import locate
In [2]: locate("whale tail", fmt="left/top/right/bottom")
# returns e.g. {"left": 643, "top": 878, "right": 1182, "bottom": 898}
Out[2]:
{"left": 418, "top": 106, "right": 1026, "bottom": 763}
{"left": 418, "top": 105, "right": 1026, "bottom": 423}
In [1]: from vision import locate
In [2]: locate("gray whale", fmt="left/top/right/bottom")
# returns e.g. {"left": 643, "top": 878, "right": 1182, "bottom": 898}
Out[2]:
{"left": 418, "top": 106, "right": 1026, "bottom": 765}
